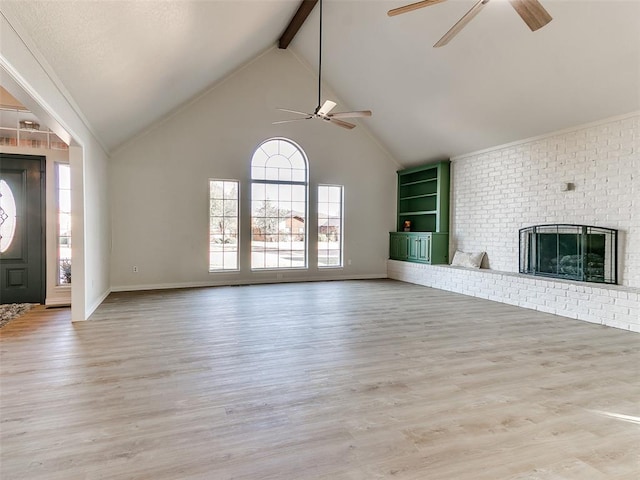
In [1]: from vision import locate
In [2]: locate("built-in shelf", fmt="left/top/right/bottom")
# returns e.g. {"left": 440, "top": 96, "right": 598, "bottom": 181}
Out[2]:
{"left": 399, "top": 193, "right": 438, "bottom": 201}
{"left": 399, "top": 210, "right": 437, "bottom": 216}
{"left": 391, "top": 160, "right": 450, "bottom": 265}
{"left": 400, "top": 178, "right": 438, "bottom": 187}
{"left": 0, "top": 106, "right": 67, "bottom": 150}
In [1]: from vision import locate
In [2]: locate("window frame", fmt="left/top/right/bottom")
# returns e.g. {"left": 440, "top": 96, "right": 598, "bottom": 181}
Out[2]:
{"left": 209, "top": 179, "right": 240, "bottom": 272}
{"left": 56, "top": 162, "right": 71, "bottom": 286}
{"left": 317, "top": 184, "right": 344, "bottom": 269}
{"left": 250, "top": 138, "right": 309, "bottom": 271}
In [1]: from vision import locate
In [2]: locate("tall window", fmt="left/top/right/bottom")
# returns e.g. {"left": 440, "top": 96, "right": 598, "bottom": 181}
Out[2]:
{"left": 251, "top": 138, "right": 308, "bottom": 269}
{"left": 57, "top": 163, "right": 71, "bottom": 284}
{"left": 318, "top": 185, "right": 344, "bottom": 267}
{"left": 209, "top": 180, "right": 239, "bottom": 271}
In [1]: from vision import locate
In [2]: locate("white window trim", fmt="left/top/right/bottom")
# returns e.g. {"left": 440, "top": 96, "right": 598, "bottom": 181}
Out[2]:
{"left": 250, "top": 138, "right": 309, "bottom": 271}
{"left": 318, "top": 184, "right": 344, "bottom": 269}
{"left": 209, "top": 178, "right": 240, "bottom": 272}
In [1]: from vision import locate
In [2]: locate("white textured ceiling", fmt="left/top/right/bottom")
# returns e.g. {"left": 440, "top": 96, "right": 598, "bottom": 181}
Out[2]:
{"left": 2, "top": 0, "right": 301, "bottom": 151}
{"left": 2, "top": 0, "right": 639, "bottom": 165}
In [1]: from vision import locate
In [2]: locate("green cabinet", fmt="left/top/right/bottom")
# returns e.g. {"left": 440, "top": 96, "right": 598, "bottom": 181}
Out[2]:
{"left": 390, "top": 161, "right": 450, "bottom": 265}
{"left": 389, "top": 232, "right": 449, "bottom": 264}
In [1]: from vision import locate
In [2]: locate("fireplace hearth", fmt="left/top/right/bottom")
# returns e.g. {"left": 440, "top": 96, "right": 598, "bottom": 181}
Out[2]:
{"left": 519, "top": 224, "right": 617, "bottom": 284}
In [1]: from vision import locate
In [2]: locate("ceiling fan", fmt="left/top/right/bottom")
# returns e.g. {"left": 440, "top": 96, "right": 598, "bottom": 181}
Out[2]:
{"left": 388, "top": 0, "right": 553, "bottom": 48}
{"left": 274, "top": 0, "right": 372, "bottom": 130}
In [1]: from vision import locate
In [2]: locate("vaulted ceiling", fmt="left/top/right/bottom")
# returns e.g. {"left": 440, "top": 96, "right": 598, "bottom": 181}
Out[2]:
{"left": 2, "top": 1, "right": 639, "bottom": 166}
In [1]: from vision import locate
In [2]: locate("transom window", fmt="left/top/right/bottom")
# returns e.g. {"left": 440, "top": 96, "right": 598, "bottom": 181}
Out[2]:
{"left": 251, "top": 138, "right": 308, "bottom": 269}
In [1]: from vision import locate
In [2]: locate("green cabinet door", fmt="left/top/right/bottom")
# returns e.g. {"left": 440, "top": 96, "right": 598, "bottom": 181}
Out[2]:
{"left": 410, "top": 233, "right": 431, "bottom": 263}
{"left": 407, "top": 234, "right": 419, "bottom": 261}
{"left": 389, "top": 232, "right": 409, "bottom": 260}
{"left": 417, "top": 234, "right": 430, "bottom": 263}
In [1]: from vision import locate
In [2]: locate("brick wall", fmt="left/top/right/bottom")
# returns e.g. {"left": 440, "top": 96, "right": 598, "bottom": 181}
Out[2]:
{"left": 388, "top": 113, "right": 640, "bottom": 332}
{"left": 451, "top": 112, "right": 639, "bottom": 288}
{"left": 388, "top": 261, "right": 639, "bottom": 332}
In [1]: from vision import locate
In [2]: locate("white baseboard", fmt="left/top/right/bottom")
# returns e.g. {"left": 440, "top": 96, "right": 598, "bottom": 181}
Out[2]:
{"left": 111, "top": 273, "right": 388, "bottom": 293}
{"left": 83, "top": 288, "right": 112, "bottom": 320}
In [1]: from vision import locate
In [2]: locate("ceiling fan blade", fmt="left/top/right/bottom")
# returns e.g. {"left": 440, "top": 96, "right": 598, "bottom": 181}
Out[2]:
{"left": 328, "top": 118, "right": 356, "bottom": 130}
{"left": 509, "top": 0, "right": 552, "bottom": 31}
{"left": 277, "top": 108, "right": 313, "bottom": 116}
{"left": 317, "top": 100, "right": 337, "bottom": 116}
{"left": 388, "top": 0, "right": 447, "bottom": 17}
{"left": 272, "top": 118, "right": 312, "bottom": 125}
{"left": 328, "top": 110, "right": 372, "bottom": 119}
{"left": 434, "top": 0, "right": 488, "bottom": 47}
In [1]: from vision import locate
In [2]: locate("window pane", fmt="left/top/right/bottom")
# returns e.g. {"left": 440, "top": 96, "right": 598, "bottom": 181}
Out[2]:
{"left": 318, "top": 185, "right": 343, "bottom": 268}
{"left": 291, "top": 168, "right": 306, "bottom": 182}
{"left": 267, "top": 155, "right": 291, "bottom": 169}
{"left": 58, "top": 164, "right": 71, "bottom": 189}
{"left": 252, "top": 165, "right": 265, "bottom": 180}
{"left": 261, "top": 140, "right": 279, "bottom": 157}
{"left": 289, "top": 151, "right": 305, "bottom": 170}
{"left": 265, "top": 167, "right": 279, "bottom": 181}
{"left": 56, "top": 164, "right": 72, "bottom": 284}
{"left": 252, "top": 149, "right": 268, "bottom": 168}
{"left": 278, "top": 167, "right": 292, "bottom": 182}
{"left": 59, "top": 190, "right": 71, "bottom": 213}
{"left": 223, "top": 182, "right": 237, "bottom": 199}
{"left": 209, "top": 179, "right": 239, "bottom": 271}
{"left": 279, "top": 140, "right": 297, "bottom": 159}
{"left": 251, "top": 138, "right": 308, "bottom": 270}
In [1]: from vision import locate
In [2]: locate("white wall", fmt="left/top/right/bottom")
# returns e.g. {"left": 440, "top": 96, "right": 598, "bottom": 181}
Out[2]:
{"left": 110, "top": 47, "right": 398, "bottom": 290}
{"left": 1, "top": 7, "right": 111, "bottom": 320}
{"left": 0, "top": 145, "right": 70, "bottom": 306}
{"left": 450, "top": 113, "right": 639, "bottom": 288}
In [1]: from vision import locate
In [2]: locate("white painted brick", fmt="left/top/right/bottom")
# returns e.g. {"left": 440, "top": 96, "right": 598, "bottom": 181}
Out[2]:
{"left": 387, "top": 260, "right": 640, "bottom": 333}
{"left": 450, "top": 114, "right": 639, "bottom": 288}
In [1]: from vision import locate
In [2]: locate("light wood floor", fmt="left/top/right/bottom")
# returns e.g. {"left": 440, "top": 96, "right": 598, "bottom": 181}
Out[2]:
{"left": 1, "top": 280, "right": 638, "bottom": 479}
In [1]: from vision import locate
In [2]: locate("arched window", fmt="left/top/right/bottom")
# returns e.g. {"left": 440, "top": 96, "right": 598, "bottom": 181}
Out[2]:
{"left": 250, "top": 138, "right": 308, "bottom": 269}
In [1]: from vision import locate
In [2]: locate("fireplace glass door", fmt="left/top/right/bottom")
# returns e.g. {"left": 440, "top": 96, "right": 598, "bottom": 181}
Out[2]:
{"left": 519, "top": 224, "right": 617, "bottom": 284}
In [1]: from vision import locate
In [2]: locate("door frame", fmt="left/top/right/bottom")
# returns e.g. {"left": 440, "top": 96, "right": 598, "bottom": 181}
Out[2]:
{"left": 0, "top": 153, "right": 46, "bottom": 304}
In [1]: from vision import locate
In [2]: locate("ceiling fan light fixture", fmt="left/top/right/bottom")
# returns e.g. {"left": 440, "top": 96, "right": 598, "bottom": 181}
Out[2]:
{"left": 273, "top": 0, "right": 372, "bottom": 130}
{"left": 316, "top": 100, "right": 336, "bottom": 116}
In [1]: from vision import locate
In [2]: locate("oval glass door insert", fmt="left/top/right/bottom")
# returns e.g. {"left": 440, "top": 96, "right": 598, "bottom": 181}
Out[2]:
{"left": 0, "top": 179, "right": 17, "bottom": 253}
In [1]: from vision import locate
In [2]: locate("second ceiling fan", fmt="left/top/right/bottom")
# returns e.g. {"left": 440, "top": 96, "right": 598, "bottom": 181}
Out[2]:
{"left": 388, "top": 0, "right": 553, "bottom": 47}
{"left": 274, "top": 0, "right": 372, "bottom": 130}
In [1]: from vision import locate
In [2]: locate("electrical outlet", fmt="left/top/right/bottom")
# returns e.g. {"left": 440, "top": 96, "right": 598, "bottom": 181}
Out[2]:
{"left": 348, "top": 259, "right": 352, "bottom": 265}
{"left": 133, "top": 266, "right": 139, "bottom": 273}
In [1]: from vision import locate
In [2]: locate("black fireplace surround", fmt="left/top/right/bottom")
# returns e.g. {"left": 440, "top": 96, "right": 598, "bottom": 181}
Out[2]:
{"left": 519, "top": 224, "right": 617, "bottom": 284}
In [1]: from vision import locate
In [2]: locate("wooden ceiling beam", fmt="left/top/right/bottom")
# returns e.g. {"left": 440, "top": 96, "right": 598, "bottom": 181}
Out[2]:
{"left": 278, "top": 0, "right": 318, "bottom": 49}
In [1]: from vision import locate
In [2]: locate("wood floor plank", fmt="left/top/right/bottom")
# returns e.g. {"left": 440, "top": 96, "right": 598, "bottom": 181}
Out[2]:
{"left": 1, "top": 280, "right": 638, "bottom": 479}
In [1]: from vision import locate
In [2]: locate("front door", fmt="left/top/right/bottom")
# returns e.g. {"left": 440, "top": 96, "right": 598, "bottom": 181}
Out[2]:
{"left": 0, "top": 154, "right": 46, "bottom": 304}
